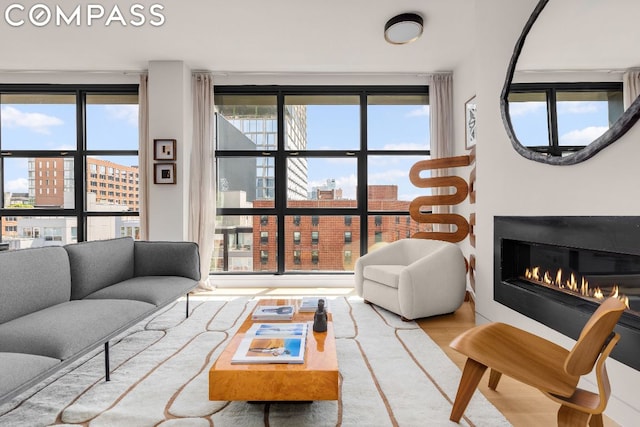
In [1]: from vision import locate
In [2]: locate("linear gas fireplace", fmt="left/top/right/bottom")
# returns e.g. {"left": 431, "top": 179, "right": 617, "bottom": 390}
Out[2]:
{"left": 495, "top": 216, "right": 640, "bottom": 370}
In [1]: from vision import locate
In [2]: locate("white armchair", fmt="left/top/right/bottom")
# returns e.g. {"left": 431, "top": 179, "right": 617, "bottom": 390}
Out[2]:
{"left": 354, "top": 238, "right": 467, "bottom": 321}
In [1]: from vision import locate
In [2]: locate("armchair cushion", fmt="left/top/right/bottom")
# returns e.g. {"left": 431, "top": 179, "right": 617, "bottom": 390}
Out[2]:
{"left": 363, "top": 265, "right": 404, "bottom": 289}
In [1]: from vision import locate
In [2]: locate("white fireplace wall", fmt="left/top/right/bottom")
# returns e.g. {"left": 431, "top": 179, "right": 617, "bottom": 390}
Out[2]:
{"left": 465, "top": 0, "right": 640, "bottom": 424}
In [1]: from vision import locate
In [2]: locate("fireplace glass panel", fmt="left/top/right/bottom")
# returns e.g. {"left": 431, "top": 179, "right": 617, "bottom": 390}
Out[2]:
{"left": 502, "top": 239, "right": 640, "bottom": 314}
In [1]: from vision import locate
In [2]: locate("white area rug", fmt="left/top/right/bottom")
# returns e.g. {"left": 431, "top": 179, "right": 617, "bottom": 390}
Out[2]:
{"left": 0, "top": 296, "right": 511, "bottom": 426}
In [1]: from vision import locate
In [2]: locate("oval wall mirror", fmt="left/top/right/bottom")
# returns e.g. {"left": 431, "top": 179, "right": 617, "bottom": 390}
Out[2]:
{"left": 501, "top": 0, "right": 640, "bottom": 165}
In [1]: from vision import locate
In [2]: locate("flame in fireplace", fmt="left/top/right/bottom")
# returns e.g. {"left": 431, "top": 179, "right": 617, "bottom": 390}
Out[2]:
{"left": 524, "top": 267, "right": 629, "bottom": 308}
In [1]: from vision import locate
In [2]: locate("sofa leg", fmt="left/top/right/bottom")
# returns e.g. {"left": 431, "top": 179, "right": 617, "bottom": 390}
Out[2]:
{"left": 104, "top": 342, "right": 110, "bottom": 382}
{"left": 186, "top": 293, "right": 190, "bottom": 318}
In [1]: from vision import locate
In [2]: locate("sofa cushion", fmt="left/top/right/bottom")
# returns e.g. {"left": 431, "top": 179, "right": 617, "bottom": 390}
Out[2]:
{"left": 65, "top": 237, "right": 135, "bottom": 300}
{"left": 0, "top": 352, "right": 60, "bottom": 400}
{"left": 84, "top": 276, "right": 196, "bottom": 306}
{"left": 134, "top": 241, "right": 201, "bottom": 281}
{"left": 362, "top": 265, "right": 405, "bottom": 289}
{"left": 0, "top": 299, "right": 154, "bottom": 360}
{"left": 0, "top": 247, "right": 71, "bottom": 324}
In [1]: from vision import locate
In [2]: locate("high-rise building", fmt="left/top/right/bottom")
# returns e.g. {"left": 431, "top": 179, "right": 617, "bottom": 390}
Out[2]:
{"left": 217, "top": 104, "right": 308, "bottom": 201}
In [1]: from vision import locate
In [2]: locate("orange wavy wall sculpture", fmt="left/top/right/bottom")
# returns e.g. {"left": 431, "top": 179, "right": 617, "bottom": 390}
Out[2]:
{"left": 408, "top": 155, "right": 472, "bottom": 243}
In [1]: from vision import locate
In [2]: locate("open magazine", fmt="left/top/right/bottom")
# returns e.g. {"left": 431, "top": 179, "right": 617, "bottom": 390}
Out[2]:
{"left": 231, "top": 322, "right": 308, "bottom": 364}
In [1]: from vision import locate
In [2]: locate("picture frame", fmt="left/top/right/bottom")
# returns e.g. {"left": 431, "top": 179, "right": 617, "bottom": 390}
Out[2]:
{"left": 154, "top": 139, "right": 176, "bottom": 161}
{"left": 465, "top": 96, "right": 477, "bottom": 149}
{"left": 154, "top": 163, "right": 176, "bottom": 184}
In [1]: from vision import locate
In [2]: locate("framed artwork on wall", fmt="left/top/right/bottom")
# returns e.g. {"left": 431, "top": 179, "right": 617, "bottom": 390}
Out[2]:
{"left": 465, "top": 96, "right": 477, "bottom": 149}
{"left": 154, "top": 139, "right": 176, "bottom": 160}
{"left": 154, "top": 163, "right": 176, "bottom": 184}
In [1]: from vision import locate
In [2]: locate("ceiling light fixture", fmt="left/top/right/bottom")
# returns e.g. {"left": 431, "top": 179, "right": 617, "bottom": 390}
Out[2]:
{"left": 384, "top": 13, "right": 424, "bottom": 45}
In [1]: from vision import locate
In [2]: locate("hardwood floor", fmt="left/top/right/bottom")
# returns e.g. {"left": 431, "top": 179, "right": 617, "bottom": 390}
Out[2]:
{"left": 417, "top": 300, "right": 619, "bottom": 427}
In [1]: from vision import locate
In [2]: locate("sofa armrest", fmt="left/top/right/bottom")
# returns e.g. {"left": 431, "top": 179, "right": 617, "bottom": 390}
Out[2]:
{"left": 134, "top": 241, "right": 201, "bottom": 281}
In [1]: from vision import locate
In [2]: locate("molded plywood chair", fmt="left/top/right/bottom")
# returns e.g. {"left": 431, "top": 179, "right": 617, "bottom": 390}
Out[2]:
{"left": 354, "top": 238, "right": 467, "bottom": 321}
{"left": 449, "top": 297, "right": 626, "bottom": 426}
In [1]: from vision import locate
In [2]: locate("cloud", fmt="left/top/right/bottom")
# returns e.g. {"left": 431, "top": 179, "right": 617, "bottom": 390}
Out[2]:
{"left": 557, "top": 101, "right": 600, "bottom": 115}
{"left": 508, "top": 102, "right": 545, "bottom": 117}
{"left": 5, "top": 178, "right": 28, "bottom": 193}
{"left": 1, "top": 106, "right": 64, "bottom": 134}
{"left": 559, "top": 126, "right": 608, "bottom": 145}
{"left": 406, "top": 105, "right": 430, "bottom": 117}
{"left": 380, "top": 142, "right": 427, "bottom": 151}
{"left": 105, "top": 105, "right": 138, "bottom": 126}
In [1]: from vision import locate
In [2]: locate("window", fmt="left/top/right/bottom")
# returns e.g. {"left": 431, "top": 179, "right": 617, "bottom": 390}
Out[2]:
{"left": 344, "top": 250, "right": 352, "bottom": 264}
{"left": 260, "top": 250, "right": 268, "bottom": 264}
{"left": 214, "top": 87, "right": 430, "bottom": 274}
{"left": 311, "top": 250, "right": 319, "bottom": 264}
{"left": 1, "top": 87, "right": 139, "bottom": 247}
{"left": 375, "top": 216, "right": 382, "bottom": 227}
{"left": 260, "top": 231, "right": 268, "bottom": 244}
{"left": 508, "top": 82, "right": 623, "bottom": 156}
{"left": 293, "top": 250, "right": 301, "bottom": 264}
{"left": 375, "top": 231, "right": 383, "bottom": 243}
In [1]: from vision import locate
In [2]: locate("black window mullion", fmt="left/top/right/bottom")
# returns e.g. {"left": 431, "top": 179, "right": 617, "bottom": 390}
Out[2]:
{"left": 359, "top": 93, "right": 368, "bottom": 257}
{"left": 547, "top": 88, "right": 560, "bottom": 156}
{"left": 276, "top": 93, "right": 286, "bottom": 273}
{"left": 76, "top": 90, "right": 86, "bottom": 242}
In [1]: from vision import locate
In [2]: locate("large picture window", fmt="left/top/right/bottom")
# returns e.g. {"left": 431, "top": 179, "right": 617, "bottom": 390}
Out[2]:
{"left": 214, "top": 86, "right": 431, "bottom": 274}
{"left": 0, "top": 86, "right": 139, "bottom": 249}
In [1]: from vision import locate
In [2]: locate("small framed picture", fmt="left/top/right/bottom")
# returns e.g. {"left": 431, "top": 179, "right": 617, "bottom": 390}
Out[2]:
{"left": 465, "top": 96, "right": 477, "bottom": 149}
{"left": 154, "top": 139, "right": 176, "bottom": 160}
{"left": 154, "top": 163, "right": 176, "bottom": 184}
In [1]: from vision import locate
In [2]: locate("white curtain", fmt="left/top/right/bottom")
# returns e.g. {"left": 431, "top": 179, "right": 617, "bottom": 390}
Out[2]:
{"left": 189, "top": 73, "right": 216, "bottom": 290}
{"left": 427, "top": 73, "right": 454, "bottom": 232}
{"left": 138, "top": 73, "right": 150, "bottom": 240}
{"left": 623, "top": 70, "right": 640, "bottom": 110}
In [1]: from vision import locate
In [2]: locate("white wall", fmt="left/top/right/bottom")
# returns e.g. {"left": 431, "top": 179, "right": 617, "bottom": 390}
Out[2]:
{"left": 475, "top": 1, "right": 640, "bottom": 424}
{"left": 147, "top": 61, "right": 192, "bottom": 241}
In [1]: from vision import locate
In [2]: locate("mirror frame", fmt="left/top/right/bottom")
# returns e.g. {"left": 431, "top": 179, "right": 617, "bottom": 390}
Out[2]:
{"left": 501, "top": 0, "right": 640, "bottom": 165}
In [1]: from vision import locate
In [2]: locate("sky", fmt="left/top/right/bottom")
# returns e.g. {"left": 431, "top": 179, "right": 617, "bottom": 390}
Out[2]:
{"left": 303, "top": 103, "right": 430, "bottom": 202}
{"left": 1, "top": 102, "right": 139, "bottom": 194}
{"left": 508, "top": 99, "right": 611, "bottom": 148}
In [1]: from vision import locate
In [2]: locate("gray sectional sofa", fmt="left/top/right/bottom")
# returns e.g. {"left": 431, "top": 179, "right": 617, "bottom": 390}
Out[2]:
{"left": 0, "top": 237, "right": 200, "bottom": 404}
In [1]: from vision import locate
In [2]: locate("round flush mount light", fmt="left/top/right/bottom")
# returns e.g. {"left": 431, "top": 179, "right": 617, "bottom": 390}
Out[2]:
{"left": 384, "top": 13, "right": 424, "bottom": 45}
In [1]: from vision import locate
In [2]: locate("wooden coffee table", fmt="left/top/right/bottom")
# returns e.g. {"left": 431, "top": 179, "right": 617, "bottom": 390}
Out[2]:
{"left": 208, "top": 299, "right": 339, "bottom": 401}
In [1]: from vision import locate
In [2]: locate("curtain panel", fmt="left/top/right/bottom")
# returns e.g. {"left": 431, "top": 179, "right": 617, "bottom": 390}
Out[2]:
{"left": 427, "top": 73, "right": 454, "bottom": 232}
{"left": 623, "top": 69, "right": 640, "bottom": 110}
{"left": 189, "top": 73, "right": 216, "bottom": 290}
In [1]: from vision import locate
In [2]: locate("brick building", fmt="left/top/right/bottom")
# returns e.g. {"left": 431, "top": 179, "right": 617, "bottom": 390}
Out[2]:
{"left": 29, "top": 157, "right": 139, "bottom": 210}
{"left": 252, "top": 185, "right": 431, "bottom": 272}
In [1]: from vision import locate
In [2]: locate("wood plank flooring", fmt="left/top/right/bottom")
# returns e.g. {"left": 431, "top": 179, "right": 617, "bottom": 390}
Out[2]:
{"left": 417, "top": 300, "right": 620, "bottom": 427}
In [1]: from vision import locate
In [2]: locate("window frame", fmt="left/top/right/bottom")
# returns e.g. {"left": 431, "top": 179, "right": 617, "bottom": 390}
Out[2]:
{"left": 508, "top": 82, "right": 623, "bottom": 157}
{"left": 214, "top": 85, "right": 430, "bottom": 274}
{"left": 0, "top": 84, "right": 139, "bottom": 244}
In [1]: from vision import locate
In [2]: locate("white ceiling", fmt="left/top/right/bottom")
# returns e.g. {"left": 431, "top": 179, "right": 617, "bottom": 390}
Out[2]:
{"left": 0, "top": 1, "right": 475, "bottom": 74}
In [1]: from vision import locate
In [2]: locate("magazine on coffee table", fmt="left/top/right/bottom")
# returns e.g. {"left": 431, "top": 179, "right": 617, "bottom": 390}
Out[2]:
{"left": 231, "top": 322, "right": 308, "bottom": 364}
{"left": 298, "top": 297, "right": 330, "bottom": 313}
{"left": 251, "top": 304, "right": 295, "bottom": 321}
